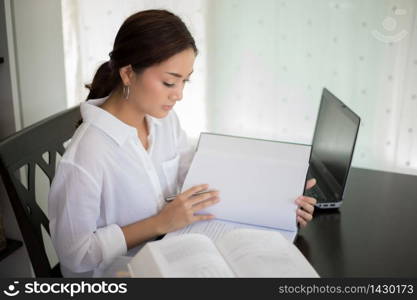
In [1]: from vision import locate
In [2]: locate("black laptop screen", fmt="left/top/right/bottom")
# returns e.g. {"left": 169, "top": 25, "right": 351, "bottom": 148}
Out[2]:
{"left": 311, "top": 89, "right": 360, "bottom": 189}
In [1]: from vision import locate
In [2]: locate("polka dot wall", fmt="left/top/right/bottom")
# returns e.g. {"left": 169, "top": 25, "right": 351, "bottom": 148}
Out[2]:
{"left": 206, "top": 0, "right": 417, "bottom": 176}
{"left": 62, "top": 0, "right": 417, "bottom": 175}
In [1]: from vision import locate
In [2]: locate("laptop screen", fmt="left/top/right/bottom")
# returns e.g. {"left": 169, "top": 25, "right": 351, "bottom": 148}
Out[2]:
{"left": 310, "top": 89, "right": 360, "bottom": 191}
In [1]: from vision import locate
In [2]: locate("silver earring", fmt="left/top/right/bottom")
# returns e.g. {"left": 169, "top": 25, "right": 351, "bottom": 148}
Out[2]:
{"left": 123, "top": 85, "right": 130, "bottom": 100}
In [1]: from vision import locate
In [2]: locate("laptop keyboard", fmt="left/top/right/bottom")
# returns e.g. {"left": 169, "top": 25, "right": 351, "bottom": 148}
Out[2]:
{"left": 304, "top": 184, "right": 328, "bottom": 202}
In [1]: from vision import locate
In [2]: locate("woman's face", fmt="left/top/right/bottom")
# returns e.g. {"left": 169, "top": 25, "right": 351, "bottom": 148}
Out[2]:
{"left": 128, "top": 48, "right": 196, "bottom": 119}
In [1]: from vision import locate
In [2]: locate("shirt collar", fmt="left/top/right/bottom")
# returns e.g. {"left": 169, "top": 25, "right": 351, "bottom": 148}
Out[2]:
{"left": 80, "top": 97, "right": 161, "bottom": 146}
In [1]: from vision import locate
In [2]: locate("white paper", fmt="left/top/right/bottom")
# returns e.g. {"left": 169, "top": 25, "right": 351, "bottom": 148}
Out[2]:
{"left": 164, "top": 219, "right": 297, "bottom": 243}
{"left": 182, "top": 134, "right": 310, "bottom": 231}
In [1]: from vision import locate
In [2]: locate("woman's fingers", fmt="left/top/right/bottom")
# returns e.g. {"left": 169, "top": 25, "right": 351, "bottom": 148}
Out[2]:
{"left": 295, "top": 196, "right": 316, "bottom": 227}
{"left": 189, "top": 190, "right": 219, "bottom": 206}
{"left": 298, "top": 195, "right": 317, "bottom": 206}
{"left": 297, "top": 208, "right": 313, "bottom": 222}
{"left": 181, "top": 184, "right": 209, "bottom": 199}
{"left": 297, "top": 216, "right": 307, "bottom": 227}
{"left": 192, "top": 213, "right": 215, "bottom": 222}
{"left": 296, "top": 196, "right": 316, "bottom": 214}
{"left": 191, "top": 196, "right": 220, "bottom": 212}
{"left": 299, "top": 202, "right": 315, "bottom": 214}
{"left": 305, "top": 178, "right": 317, "bottom": 190}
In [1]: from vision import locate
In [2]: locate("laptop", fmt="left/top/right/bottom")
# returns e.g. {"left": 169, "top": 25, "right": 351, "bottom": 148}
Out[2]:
{"left": 304, "top": 88, "right": 360, "bottom": 209}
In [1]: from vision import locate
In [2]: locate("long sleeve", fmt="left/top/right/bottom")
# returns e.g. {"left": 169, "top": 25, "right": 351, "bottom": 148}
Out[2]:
{"left": 48, "top": 161, "right": 127, "bottom": 275}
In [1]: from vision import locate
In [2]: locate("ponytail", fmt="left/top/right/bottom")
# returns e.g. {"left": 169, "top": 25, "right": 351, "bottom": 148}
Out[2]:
{"left": 77, "top": 61, "right": 119, "bottom": 125}
{"left": 85, "top": 61, "right": 120, "bottom": 100}
{"left": 84, "top": 9, "right": 198, "bottom": 102}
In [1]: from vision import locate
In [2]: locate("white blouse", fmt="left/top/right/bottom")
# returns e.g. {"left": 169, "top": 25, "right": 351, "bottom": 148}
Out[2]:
{"left": 48, "top": 97, "right": 194, "bottom": 277}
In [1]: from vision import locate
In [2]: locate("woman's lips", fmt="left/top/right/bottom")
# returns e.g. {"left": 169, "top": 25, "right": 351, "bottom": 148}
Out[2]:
{"left": 162, "top": 105, "right": 173, "bottom": 111}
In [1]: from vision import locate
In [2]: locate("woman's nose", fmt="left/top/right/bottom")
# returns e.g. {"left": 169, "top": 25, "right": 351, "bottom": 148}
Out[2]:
{"left": 169, "top": 87, "right": 183, "bottom": 101}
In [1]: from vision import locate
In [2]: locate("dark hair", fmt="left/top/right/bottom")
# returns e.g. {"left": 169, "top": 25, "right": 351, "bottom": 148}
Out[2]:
{"left": 85, "top": 9, "right": 198, "bottom": 100}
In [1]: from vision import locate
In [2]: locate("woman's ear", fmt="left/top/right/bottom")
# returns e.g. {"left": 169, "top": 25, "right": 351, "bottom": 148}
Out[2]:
{"left": 119, "top": 65, "right": 134, "bottom": 86}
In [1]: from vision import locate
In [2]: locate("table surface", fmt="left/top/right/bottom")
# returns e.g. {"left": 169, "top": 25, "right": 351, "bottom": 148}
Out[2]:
{"left": 294, "top": 167, "right": 417, "bottom": 277}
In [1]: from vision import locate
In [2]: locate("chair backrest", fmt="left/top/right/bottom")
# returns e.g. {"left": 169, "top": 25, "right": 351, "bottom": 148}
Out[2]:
{"left": 0, "top": 106, "right": 81, "bottom": 277}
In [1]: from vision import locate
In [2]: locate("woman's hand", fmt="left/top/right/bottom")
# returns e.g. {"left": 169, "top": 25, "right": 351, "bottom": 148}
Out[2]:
{"left": 155, "top": 184, "right": 220, "bottom": 234}
{"left": 295, "top": 178, "right": 317, "bottom": 228}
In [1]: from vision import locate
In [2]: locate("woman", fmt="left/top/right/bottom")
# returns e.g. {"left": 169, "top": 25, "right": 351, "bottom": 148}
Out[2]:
{"left": 48, "top": 9, "right": 317, "bottom": 277}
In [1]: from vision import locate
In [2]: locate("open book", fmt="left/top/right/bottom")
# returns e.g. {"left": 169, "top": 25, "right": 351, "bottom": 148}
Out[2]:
{"left": 175, "top": 133, "right": 311, "bottom": 241}
{"left": 128, "top": 228, "right": 319, "bottom": 277}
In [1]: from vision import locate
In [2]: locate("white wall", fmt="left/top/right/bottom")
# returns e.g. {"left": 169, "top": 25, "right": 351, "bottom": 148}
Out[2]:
{"left": 206, "top": 0, "right": 417, "bottom": 176}
{"left": 0, "top": 0, "right": 31, "bottom": 278}
{"left": 0, "top": 0, "right": 67, "bottom": 277}
{"left": 12, "top": 0, "right": 68, "bottom": 127}
{"left": 63, "top": 0, "right": 417, "bottom": 176}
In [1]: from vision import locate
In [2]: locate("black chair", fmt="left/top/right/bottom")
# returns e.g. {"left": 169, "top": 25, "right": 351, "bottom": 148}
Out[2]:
{"left": 0, "top": 106, "right": 81, "bottom": 277}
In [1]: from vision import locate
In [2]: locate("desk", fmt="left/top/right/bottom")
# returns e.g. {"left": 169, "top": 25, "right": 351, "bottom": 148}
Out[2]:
{"left": 106, "top": 167, "right": 417, "bottom": 278}
{"left": 295, "top": 167, "right": 417, "bottom": 277}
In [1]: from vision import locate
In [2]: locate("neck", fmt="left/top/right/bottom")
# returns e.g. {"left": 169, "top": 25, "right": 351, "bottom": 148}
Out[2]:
{"left": 100, "top": 91, "right": 147, "bottom": 131}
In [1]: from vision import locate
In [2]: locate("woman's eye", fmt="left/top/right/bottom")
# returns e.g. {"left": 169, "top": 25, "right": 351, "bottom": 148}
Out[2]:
{"left": 163, "top": 82, "right": 175, "bottom": 87}
{"left": 163, "top": 79, "right": 190, "bottom": 87}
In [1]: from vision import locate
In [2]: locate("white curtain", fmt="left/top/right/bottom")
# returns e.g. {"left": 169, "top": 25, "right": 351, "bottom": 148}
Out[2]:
{"left": 62, "top": 0, "right": 417, "bottom": 176}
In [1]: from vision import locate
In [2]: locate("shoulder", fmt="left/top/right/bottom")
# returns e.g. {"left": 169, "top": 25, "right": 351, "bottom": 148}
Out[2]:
{"left": 60, "top": 122, "right": 116, "bottom": 173}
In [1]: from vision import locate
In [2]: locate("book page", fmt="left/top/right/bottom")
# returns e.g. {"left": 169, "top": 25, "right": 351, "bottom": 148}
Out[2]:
{"left": 127, "top": 244, "right": 163, "bottom": 278}
{"left": 130, "top": 233, "right": 235, "bottom": 277}
{"left": 164, "top": 219, "right": 297, "bottom": 243}
{"left": 215, "top": 228, "right": 319, "bottom": 277}
{"left": 182, "top": 142, "right": 309, "bottom": 231}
